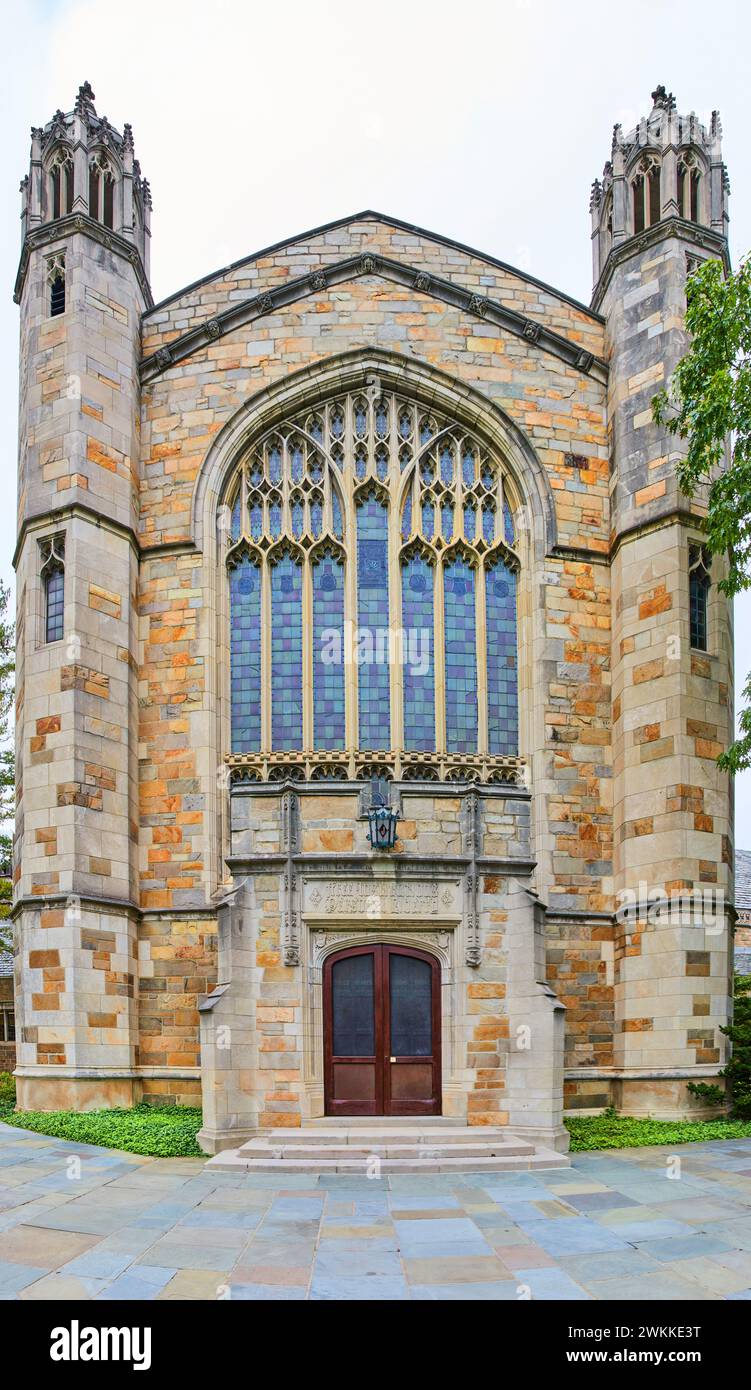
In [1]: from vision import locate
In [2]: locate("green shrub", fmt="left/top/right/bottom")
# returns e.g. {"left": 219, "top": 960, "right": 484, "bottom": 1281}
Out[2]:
{"left": 0, "top": 1070, "right": 15, "bottom": 1112}
{"left": 566, "top": 1112, "right": 751, "bottom": 1152}
{"left": 1, "top": 1102, "right": 203, "bottom": 1157}
{"left": 721, "top": 973, "right": 751, "bottom": 1118}
{"left": 686, "top": 1081, "right": 726, "bottom": 1106}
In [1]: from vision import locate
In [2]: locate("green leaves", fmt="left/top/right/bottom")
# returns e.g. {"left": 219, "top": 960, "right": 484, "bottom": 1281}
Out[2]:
{"left": 653, "top": 254, "right": 751, "bottom": 769}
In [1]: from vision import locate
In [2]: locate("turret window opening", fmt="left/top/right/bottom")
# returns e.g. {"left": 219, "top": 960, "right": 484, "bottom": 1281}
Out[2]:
{"left": 678, "top": 156, "right": 702, "bottom": 223}
{"left": 49, "top": 151, "right": 73, "bottom": 220}
{"left": 89, "top": 154, "right": 115, "bottom": 228}
{"left": 632, "top": 158, "right": 661, "bottom": 234}
{"left": 47, "top": 252, "right": 66, "bottom": 318}
{"left": 40, "top": 535, "right": 65, "bottom": 645}
{"left": 689, "top": 543, "right": 711, "bottom": 652}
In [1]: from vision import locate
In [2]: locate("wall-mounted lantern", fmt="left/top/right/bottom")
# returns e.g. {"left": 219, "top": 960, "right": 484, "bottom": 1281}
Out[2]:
{"left": 367, "top": 778, "right": 400, "bottom": 850}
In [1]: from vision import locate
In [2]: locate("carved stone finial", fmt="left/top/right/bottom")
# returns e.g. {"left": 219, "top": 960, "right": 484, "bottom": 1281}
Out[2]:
{"left": 711, "top": 109, "right": 723, "bottom": 139}
{"left": 122, "top": 122, "right": 134, "bottom": 152}
{"left": 589, "top": 178, "right": 602, "bottom": 212}
{"left": 611, "top": 123, "right": 623, "bottom": 156}
{"left": 74, "top": 81, "right": 96, "bottom": 118}
{"left": 650, "top": 84, "right": 675, "bottom": 112}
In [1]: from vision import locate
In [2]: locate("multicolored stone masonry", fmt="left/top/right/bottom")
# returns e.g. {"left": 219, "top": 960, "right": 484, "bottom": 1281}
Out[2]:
{"left": 11, "top": 84, "right": 733, "bottom": 1142}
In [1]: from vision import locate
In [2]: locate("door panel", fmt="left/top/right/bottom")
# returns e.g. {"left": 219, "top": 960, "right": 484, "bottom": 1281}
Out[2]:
{"left": 324, "top": 943, "right": 441, "bottom": 1116}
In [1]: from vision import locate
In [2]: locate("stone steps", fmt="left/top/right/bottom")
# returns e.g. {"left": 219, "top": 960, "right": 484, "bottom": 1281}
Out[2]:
{"left": 204, "top": 1124, "right": 569, "bottom": 1173}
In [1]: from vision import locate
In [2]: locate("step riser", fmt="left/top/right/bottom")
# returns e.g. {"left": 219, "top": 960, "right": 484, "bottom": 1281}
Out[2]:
{"left": 206, "top": 1156, "right": 565, "bottom": 1173}
{"left": 274, "top": 1129, "right": 512, "bottom": 1146}
{"left": 241, "top": 1145, "right": 535, "bottom": 1160}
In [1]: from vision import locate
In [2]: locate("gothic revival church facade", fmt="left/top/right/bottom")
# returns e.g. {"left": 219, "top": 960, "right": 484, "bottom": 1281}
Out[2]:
{"left": 11, "top": 83, "right": 733, "bottom": 1159}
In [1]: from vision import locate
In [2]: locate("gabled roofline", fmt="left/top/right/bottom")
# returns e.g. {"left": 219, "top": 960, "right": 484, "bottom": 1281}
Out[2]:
{"left": 145, "top": 208, "right": 603, "bottom": 323}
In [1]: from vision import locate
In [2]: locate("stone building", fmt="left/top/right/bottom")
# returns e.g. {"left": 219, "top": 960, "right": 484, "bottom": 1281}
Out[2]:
{"left": 10, "top": 82, "right": 734, "bottom": 1157}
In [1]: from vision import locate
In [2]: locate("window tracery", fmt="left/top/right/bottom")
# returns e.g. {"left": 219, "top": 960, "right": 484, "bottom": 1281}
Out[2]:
{"left": 224, "top": 388, "right": 520, "bottom": 781}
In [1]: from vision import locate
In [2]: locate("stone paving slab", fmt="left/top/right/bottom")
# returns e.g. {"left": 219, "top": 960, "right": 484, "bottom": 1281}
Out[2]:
{"left": 1, "top": 1120, "right": 751, "bottom": 1300}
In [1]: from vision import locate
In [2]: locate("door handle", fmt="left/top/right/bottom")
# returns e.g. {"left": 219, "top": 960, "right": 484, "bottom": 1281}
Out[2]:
{"left": 390, "top": 1056, "right": 396, "bottom": 1063}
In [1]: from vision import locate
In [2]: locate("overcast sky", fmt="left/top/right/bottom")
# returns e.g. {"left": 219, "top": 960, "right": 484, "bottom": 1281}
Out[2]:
{"left": 1, "top": 0, "right": 749, "bottom": 843}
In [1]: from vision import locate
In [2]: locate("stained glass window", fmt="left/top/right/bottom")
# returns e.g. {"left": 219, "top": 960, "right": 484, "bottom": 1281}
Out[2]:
{"left": 229, "top": 552, "right": 261, "bottom": 751}
{"left": 402, "top": 554, "right": 435, "bottom": 750}
{"left": 444, "top": 558, "right": 478, "bottom": 752}
{"left": 486, "top": 559, "right": 518, "bottom": 755}
{"left": 224, "top": 388, "right": 519, "bottom": 767}
{"left": 271, "top": 553, "right": 303, "bottom": 749}
{"left": 314, "top": 552, "right": 346, "bottom": 748}
{"left": 45, "top": 563, "right": 64, "bottom": 643}
{"left": 357, "top": 495, "right": 391, "bottom": 748}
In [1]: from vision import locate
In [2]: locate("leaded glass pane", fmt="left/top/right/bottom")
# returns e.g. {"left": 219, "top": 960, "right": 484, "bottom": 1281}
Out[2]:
{"left": 271, "top": 554, "right": 303, "bottom": 749}
{"left": 357, "top": 496, "right": 390, "bottom": 748}
{"left": 390, "top": 955, "right": 432, "bottom": 1056}
{"left": 486, "top": 560, "right": 518, "bottom": 755}
{"left": 503, "top": 499, "right": 515, "bottom": 545}
{"left": 45, "top": 565, "right": 64, "bottom": 644}
{"left": 444, "top": 558, "right": 478, "bottom": 752}
{"left": 313, "top": 553, "right": 345, "bottom": 748}
{"left": 332, "top": 954, "right": 375, "bottom": 1056}
{"left": 230, "top": 554, "right": 261, "bottom": 751}
{"left": 402, "top": 555, "right": 435, "bottom": 750}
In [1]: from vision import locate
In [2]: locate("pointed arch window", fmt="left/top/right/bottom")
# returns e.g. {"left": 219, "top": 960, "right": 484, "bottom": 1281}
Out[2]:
{"left": 632, "top": 156, "right": 661, "bottom": 234}
{"left": 223, "top": 388, "right": 520, "bottom": 777}
{"left": 49, "top": 149, "right": 74, "bottom": 220}
{"left": 678, "top": 154, "right": 702, "bottom": 224}
{"left": 689, "top": 543, "right": 711, "bottom": 652}
{"left": 40, "top": 535, "right": 65, "bottom": 644}
{"left": 89, "top": 154, "right": 116, "bottom": 228}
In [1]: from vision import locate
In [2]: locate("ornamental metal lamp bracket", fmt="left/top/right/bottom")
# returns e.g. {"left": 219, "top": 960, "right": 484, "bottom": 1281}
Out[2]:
{"left": 367, "top": 778, "right": 400, "bottom": 850}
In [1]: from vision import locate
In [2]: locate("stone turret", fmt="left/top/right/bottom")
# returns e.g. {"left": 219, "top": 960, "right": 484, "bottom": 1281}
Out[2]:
{"left": 12, "top": 85, "right": 151, "bottom": 1110}
{"left": 592, "top": 87, "right": 733, "bottom": 1116}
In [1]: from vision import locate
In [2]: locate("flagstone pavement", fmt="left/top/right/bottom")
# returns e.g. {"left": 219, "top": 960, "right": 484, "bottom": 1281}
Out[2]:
{"left": 2, "top": 1122, "right": 751, "bottom": 1300}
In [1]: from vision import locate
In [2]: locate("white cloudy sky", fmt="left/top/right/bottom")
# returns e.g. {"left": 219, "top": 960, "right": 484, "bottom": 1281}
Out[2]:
{"left": 1, "top": 0, "right": 749, "bottom": 842}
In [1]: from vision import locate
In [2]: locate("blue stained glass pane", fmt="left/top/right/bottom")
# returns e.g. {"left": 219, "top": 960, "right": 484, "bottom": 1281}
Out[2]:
{"left": 402, "top": 555, "right": 435, "bottom": 750}
{"left": 309, "top": 454, "right": 323, "bottom": 483}
{"left": 355, "top": 447, "right": 367, "bottom": 481}
{"left": 402, "top": 492, "right": 412, "bottom": 540}
{"left": 230, "top": 494, "right": 241, "bottom": 541}
{"left": 313, "top": 554, "right": 345, "bottom": 748}
{"left": 250, "top": 460, "right": 263, "bottom": 486}
{"left": 504, "top": 499, "right": 515, "bottom": 545}
{"left": 482, "top": 502, "right": 495, "bottom": 545}
{"left": 271, "top": 554, "right": 303, "bottom": 750}
{"left": 464, "top": 504, "right": 476, "bottom": 541}
{"left": 441, "top": 502, "right": 453, "bottom": 540}
{"left": 357, "top": 497, "right": 390, "bottom": 748}
{"left": 376, "top": 401, "right": 388, "bottom": 436}
{"left": 291, "top": 500, "right": 304, "bottom": 538}
{"left": 268, "top": 444, "right": 282, "bottom": 483}
{"left": 269, "top": 500, "right": 281, "bottom": 538}
{"left": 481, "top": 464, "right": 494, "bottom": 490}
{"left": 440, "top": 445, "right": 453, "bottom": 485}
{"left": 422, "top": 501, "right": 434, "bottom": 539}
{"left": 331, "top": 407, "right": 344, "bottom": 439}
{"left": 355, "top": 402, "right": 367, "bottom": 437}
{"left": 376, "top": 446, "right": 389, "bottom": 481}
{"left": 310, "top": 416, "right": 323, "bottom": 444}
{"left": 420, "top": 418, "right": 434, "bottom": 445}
{"left": 291, "top": 444, "right": 304, "bottom": 481}
{"left": 462, "top": 449, "right": 475, "bottom": 486}
{"left": 310, "top": 499, "right": 323, "bottom": 538}
{"left": 486, "top": 560, "right": 518, "bottom": 755}
{"left": 332, "top": 494, "right": 344, "bottom": 539}
{"left": 250, "top": 498, "right": 263, "bottom": 540}
{"left": 399, "top": 408, "right": 412, "bottom": 440}
{"left": 444, "top": 558, "right": 478, "bottom": 753}
{"left": 230, "top": 555, "right": 261, "bottom": 752}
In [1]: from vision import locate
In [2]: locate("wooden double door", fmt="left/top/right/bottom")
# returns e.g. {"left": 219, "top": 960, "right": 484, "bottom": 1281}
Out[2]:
{"left": 323, "top": 943, "right": 441, "bottom": 1116}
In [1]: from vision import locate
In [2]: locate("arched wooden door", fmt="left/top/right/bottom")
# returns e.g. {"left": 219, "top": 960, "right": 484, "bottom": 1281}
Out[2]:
{"left": 323, "top": 944, "right": 441, "bottom": 1116}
